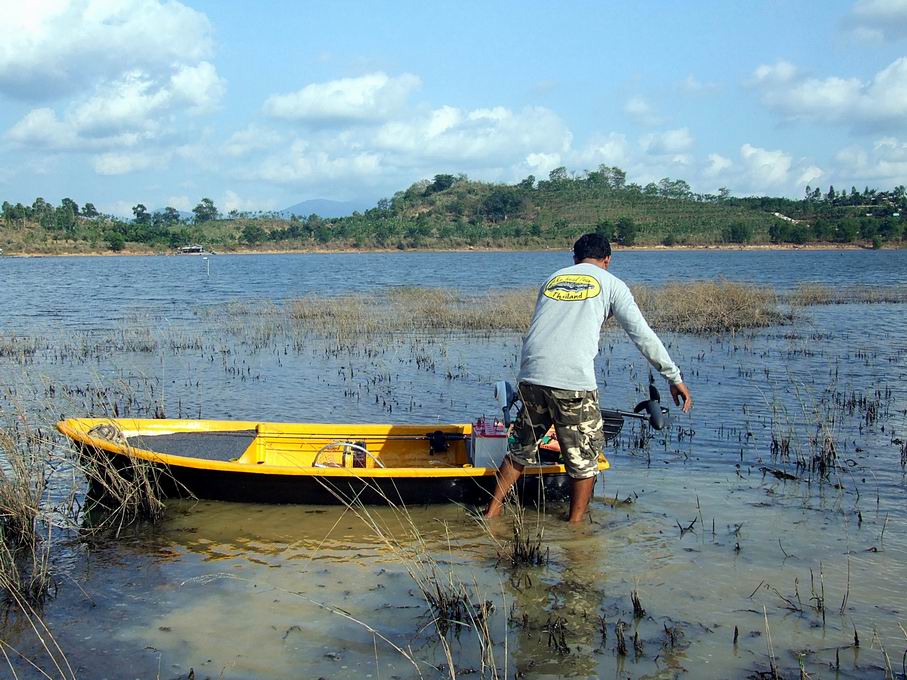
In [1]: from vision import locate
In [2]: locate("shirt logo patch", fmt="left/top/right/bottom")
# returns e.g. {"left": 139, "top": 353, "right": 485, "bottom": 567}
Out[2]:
{"left": 543, "top": 274, "right": 602, "bottom": 301}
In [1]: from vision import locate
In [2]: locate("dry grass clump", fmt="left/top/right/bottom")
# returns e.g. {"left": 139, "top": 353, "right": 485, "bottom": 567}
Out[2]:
{"left": 0, "top": 428, "right": 54, "bottom": 605}
{"left": 288, "top": 281, "right": 789, "bottom": 336}
{"left": 787, "top": 283, "right": 833, "bottom": 306}
{"left": 288, "top": 293, "right": 384, "bottom": 335}
{"left": 288, "top": 287, "right": 536, "bottom": 335}
{"left": 787, "top": 283, "right": 907, "bottom": 306}
{"left": 76, "top": 441, "right": 170, "bottom": 535}
{"left": 631, "top": 280, "right": 787, "bottom": 334}
{"left": 223, "top": 280, "right": 810, "bottom": 339}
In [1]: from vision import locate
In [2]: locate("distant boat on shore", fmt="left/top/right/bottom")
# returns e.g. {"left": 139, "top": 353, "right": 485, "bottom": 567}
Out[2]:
{"left": 176, "top": 244, "right": 215, "bottom": 255}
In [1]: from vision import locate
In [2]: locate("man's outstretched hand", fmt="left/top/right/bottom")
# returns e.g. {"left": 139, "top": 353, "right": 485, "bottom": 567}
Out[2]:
{"left": 670, "top": 382, "right": 693, "bottom": 413}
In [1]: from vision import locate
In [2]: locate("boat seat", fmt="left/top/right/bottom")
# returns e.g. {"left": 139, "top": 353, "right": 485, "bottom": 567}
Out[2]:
{"left": 312, "top": 441, "right": 385, "bottom": 469}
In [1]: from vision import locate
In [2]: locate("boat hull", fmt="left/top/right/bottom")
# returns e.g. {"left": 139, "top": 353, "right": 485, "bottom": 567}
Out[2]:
{"left": 81, "top": 446, "right": 575, "bottom": 505}
{"left": 156, "top": 457, "right": 571, "bottom": 505}
{"left": 59, "top": 418, "right": 607, "bottom": 507}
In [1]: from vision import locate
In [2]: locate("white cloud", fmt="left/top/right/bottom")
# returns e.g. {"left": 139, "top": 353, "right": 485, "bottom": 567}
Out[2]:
{"left": 373, "top": 105, "right": 571, "bottom": 165}
{"left": 874, "top": 136, "right": 907, "bottom": 160}
{"left": 253, "top": 140, "right": 383, "bottom": 185}
{"left": 624, "top": 96, "right": 664, "bottom": 126}
{"left": 0, "top": 0, "right": 214, "bottom": 101}
{"left": 70, "top": 71, "right": 170, "bottom": 137}
{"left": 263, "top": 72, "right": 421, "bottom": 124}
{"left": 641, "top": 128, "right": 694, "bottom": 155}
{"left": 677, "top": 74, "right": 719, "bottom": 93}
{"left": 833, "top": 136, "right": 907, "bottom": 184}
{"left": 572, "top": 133, "right": 631, "bottom": 168}
{"left": 166, "top": 195, "right": 192, "bottom": 211}
{"left": 751, "top": 56, "right": 907, "bottom": 128}
{"left": 91, "top": 144, "right": 203, "bottom": 176}
{"left": 7, "top": 108, "right": 82, "bottom": 149}
{"left": 92, "top": 151, "right": 158, "bottom": 175}
{"left": 103, "top": 200, "right": 142, "bottom": 218}
{"left": 740, "top": 143, "right": 793, "bottom": 189}
{"left": 752, "top": 60, "right": 798, "bottom": 84}
{"left": 241, "top": 102, "right": 573, "bottom": 195}
{"left": 223, "top": 125, "right": 285, "bottom": 157}
{"left": 523, "top": 153, "right": 562, "bottom": 178}
{"left": 6, "top": 71, "right": 199, "bottom": 151}
{"left": 686, "top": 144, "right": 822, "bottom": 195}
{"left": 848, "top": 0, "right": 907, "bottom": 42}
{"left": 530, "top": 79, "right": 559, "bottom": 95}
{"left": 169, "top": 62, "right": 226, "bottom": 115}
{"left": 796, "top": 165, "right": 825, "bottom": 187}
{"left": 2, "top": 0, "right": 224, "bottom": 171}
{"left": 222, "top": 190, "right": 274, "bottom": 213}
{"left": 27, "top": 154, "right": 66, "bottom": 176}
{"left": 704, "top": 153, "right": 733, "bottom": 177}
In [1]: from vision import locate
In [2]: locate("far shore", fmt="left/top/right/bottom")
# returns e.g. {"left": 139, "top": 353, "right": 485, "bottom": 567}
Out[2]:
{"left": 3, "top": 241, "right": 900, "bottom": 258}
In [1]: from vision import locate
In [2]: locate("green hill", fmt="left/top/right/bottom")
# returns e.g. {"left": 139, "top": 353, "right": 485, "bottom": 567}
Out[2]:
{"left": 2, "top": 168, "right": 904, "bottom": 254}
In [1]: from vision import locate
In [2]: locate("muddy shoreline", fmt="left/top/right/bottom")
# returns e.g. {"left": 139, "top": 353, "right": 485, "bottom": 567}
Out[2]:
{"left": 4, "top": 241, "right": 895, "bottom": 257}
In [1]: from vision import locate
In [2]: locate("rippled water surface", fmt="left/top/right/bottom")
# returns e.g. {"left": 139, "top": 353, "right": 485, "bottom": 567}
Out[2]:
{"left": 1, "top": 250, "right": 906, "bottom": 679}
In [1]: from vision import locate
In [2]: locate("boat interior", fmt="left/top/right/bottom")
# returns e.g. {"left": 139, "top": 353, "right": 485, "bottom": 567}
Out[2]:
{"left": 62, "top": 419, "right": 475, "bottom": 470}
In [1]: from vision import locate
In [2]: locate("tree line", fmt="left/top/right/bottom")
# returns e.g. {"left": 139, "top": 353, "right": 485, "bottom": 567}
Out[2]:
{"left": 2, "top": 166, "right": 905, "bottom": 253}
{"left": 1, "top": 196, "right": 223, "bottom": 251}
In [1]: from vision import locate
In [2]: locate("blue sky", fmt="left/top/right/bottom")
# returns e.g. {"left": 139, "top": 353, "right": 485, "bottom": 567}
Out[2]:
{"left": 2, "top": 0, "right": 907, "bottom": 216}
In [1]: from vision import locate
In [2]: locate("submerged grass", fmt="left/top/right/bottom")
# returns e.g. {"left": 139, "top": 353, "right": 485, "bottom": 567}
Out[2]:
{"left": 311, "top": 477, "right": 508, "bottom": 678}
{"left": 0, "top": 580, "right": 75, "bottom": 680}
{"left": 787, "top": 283, "right": 907, "bottom": 306}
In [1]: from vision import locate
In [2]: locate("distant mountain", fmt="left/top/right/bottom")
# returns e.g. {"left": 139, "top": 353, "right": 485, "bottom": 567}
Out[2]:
{"left": 151, "top": 208, "right": 193, "bottom": 220}
{"left": 280, "top": 198, "right": 374, "bottom": 219}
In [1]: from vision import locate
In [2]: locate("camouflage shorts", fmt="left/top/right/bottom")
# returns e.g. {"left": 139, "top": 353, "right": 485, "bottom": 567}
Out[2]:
{"left": 507, "top": 382, "right": 604, "bottom": 479}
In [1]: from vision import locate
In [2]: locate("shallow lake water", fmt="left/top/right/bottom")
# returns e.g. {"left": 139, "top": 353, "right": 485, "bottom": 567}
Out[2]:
{"left": 1, "top": 250, "right": 906, "bottom": 679}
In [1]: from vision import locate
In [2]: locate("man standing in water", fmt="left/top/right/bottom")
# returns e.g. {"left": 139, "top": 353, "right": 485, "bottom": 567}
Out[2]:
{"left": 484, "top": 233, "right": 693, "bottom": 522}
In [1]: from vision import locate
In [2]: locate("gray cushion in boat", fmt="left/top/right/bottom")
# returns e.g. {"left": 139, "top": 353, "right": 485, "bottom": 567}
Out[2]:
{"left": 125, "top": 430, "right": 257, "bottom": 461}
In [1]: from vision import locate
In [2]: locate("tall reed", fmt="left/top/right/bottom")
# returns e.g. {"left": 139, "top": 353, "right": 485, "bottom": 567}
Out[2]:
{"left": 0, "top": 427, "right": 54, "bottom": 605}
{"left": 74, "top": 433, "right": 172, "bottom": 536}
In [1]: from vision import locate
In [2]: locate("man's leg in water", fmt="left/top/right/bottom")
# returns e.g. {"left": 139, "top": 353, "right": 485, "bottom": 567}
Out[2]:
{"left": 483, "top": 457, "right": 525, "bottom": 518}
{"left": 484, "top": 383, "right": 550, "bottom": 519}
{"left": 568, "top": 476, "right": 596, "bottom": 523}
{"left": 552, "top": 388, "right": 605, "bottom": 523}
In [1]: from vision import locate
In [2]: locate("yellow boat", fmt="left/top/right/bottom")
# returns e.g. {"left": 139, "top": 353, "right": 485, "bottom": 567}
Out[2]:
{"left": 57, "top": 417, "right": 611, "bottom": 505}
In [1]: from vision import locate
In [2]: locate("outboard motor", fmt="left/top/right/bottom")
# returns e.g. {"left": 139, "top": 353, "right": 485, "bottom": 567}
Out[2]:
{"left": 494, "top": 380, "right": 518, "bottom": 427}
{"left": 633, "top": 373, "right": 670, "bottom": 430}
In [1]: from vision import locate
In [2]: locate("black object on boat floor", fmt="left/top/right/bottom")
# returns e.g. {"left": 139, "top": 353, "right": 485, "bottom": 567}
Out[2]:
{"left": 125, "top": 430, "right": 257, "bottom": 461}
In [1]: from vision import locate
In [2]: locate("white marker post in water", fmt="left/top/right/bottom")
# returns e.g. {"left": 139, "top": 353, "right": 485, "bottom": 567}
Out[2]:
{"left": 203, "top": 256, "right": 209, "bottom": 277}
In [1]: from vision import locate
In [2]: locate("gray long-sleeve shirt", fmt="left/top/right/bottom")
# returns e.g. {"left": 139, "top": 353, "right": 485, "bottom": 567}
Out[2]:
{"left": 518, "top": 263, "right": 682, "bottom": 391}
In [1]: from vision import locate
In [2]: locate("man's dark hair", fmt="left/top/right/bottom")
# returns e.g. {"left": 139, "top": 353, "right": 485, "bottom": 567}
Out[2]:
{"left": 573, "top": 233, "right": 612, "bottom": 261}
